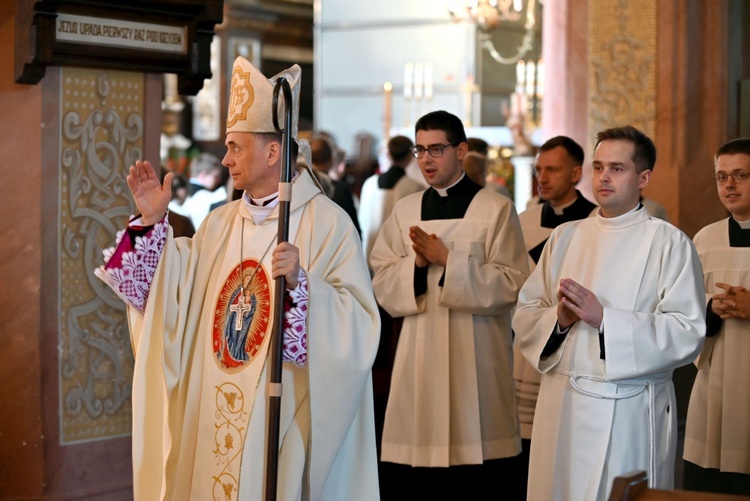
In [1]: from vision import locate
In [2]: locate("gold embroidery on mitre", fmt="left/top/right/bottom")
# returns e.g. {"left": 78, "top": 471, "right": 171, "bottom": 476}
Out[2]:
{"left": 227, "top": 65, "right": 254, "bottom": 129}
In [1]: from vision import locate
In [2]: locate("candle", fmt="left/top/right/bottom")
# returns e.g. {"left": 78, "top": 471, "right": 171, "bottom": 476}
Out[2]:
{"left": 383, "top": 82, "right": 392, "bottom": 140}
{"left": 404, "top": 63, "right": 413, "bottom": 99}
{"left": 516, "top": 60, "right": 526, "bottom": 94}
{"left": 414, "top": 62, "right": 424, "bottom": 101}
{"left": 535, "top": 58, "right": 544, "bottom": 100}
{"left": 463, "top": 72, "right": 474, "bottom": 127}
{"left": 525, "top": 60, "right": 536, "bottom": 98}
{"left": 424, "top": 62, "right": 433, "bottom": 101}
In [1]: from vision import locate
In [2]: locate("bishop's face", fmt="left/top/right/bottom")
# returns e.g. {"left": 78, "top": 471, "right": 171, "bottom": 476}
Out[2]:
{"left": 415, "top": 129, "right": 467, "bottom": 190}
{"left": 592, "top": 139, "right": 651, "bottom": 218}
{"left": 716, "top": 153, "right": 750, "bottom": 221}
{"left": 222, "top": 132, "right": 279, "bottom": 198}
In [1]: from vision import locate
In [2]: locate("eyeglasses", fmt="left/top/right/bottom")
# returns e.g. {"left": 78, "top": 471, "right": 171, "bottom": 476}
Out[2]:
{"left": 411, "top": 142, "right": 461, "bottom": 159}
{"left": 714, "top": 171, "right": 750, "bottom": 185}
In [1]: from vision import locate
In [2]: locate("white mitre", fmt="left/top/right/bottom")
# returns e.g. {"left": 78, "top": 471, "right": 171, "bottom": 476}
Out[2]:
{"left": 227, "top": 56, "right": 301, "bottom": 136}
{"left": 226, "top": 56, "right": 316, "bottom": 180}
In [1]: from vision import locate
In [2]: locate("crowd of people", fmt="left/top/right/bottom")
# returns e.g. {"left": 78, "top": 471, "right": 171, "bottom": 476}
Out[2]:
{"left": 95, "top": 56, "right": 750, "bottom": 500}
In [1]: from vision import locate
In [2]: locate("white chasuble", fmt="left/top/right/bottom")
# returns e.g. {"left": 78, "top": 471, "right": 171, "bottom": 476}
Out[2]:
{"left": 191, "top": 206, "right": 303, "bottom": 499}
{"left": 684, "top": 219, "right": 750, "bottom": 474}
{"left": 371, "top": 189, "right": 528, "bottom": 467}
{"left": 126, "top": 169, "right": 380, "bottom": 501}
{"left": 513, "top": 208, "right": 705, "bottom": 501}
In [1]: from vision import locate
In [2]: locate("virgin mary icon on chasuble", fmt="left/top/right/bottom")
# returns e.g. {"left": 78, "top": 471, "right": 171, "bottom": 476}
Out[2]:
{"left": 213, "top": 257, "right": 272, "bottom": 371}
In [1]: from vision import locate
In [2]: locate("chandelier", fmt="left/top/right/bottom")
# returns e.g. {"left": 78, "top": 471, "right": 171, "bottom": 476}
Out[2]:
{"left": 448, "top": 0, "right": 539, "bottom": 64}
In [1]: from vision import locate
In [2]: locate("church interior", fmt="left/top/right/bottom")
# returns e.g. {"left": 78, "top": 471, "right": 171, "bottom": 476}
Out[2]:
{"left": 1, "top": 0, "right": 749, "bottom": 498}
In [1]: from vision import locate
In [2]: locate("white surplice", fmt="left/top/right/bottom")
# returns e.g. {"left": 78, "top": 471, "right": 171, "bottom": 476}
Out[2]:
{"left": 514, "top": 199, "right": 597, "bottom": 439}
{"left": 125, "top": 169, "right": 380, "bottom": 500}
{"left": 370, "top": 188, "right": 529, "bottom": 467}
{"left": 684, "top": 218, "right": 750, "bottom": 474}
{"left": 513, "top": 208, "right": 705, "bottom": 501}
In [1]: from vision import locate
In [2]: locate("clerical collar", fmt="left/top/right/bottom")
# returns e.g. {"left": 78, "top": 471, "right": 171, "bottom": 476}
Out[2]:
{"left": 734, "top": 217, "right": 750, "bottom": 230}
{"left": 249, "top": 192, "right": 279, "bottom": 207}
{"left": 242, "top": 169, "right": 299, "bottom": 224}
{"left": 433, "top": 172, "right": 466, "bottom": 197}
{"left": 550, "top": 195, "right": 578, "bottom": 215}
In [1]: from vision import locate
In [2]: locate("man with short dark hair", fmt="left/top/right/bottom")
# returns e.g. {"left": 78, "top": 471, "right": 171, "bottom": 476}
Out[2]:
{"left": 513, "top": 135, "right": 596, "bottom": 496}
{"left": 371, "top": 110, "right": 529, "bottom": 497}
{"left": 684, "top": 137, "right": 750, "bottom": 495}
{"left": 359, "top": 135, "right": 424, "bottom": 265}
{"left": 521, "top": 135, "right": 596, "bottom": 264}
{"left": 514, "top": 125, "right": 705, "bottom": 500}
{"left": 309, "top": 136, "right": 361, "bottom": 235}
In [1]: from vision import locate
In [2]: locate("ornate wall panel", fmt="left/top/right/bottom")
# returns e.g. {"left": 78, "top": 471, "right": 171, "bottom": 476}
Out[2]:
{"left": 589, "top": 0, "right": 657, "bottom": 144}
{"left": 59, "top": 67, "right": 141, "bottom": 443}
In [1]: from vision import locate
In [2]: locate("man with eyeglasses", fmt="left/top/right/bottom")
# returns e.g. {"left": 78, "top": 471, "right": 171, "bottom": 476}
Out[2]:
{"left": 514, "top": 125, "right": 705, "bottom": 500}
{"left": 370, "top": 110, "right": 529, "bottom": 498}
{"left": 684, "top": 137, "right": 750, "bottom": 495}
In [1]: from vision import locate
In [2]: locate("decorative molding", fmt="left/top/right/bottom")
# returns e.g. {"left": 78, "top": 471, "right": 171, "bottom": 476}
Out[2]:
{"left": 59, "top": 67, "right": 142, "bottom": 443}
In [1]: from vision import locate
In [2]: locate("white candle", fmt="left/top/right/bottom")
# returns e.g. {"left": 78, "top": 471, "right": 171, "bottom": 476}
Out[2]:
{"left": 383, "top": 82, "right": 393, "bottom": 140}
{"left": 424, "top": 62, "right": 433, "bottom": 101}
{"left": 516, "top": 60, "right": 525, "bottom": 94}
{"left": 414, "top": 62, "right": 424, "bottom": 100}
{"left": 525, "top": 60, "right": 536, "bottom": 98}
{"left": 404, "top": 63, "right": 413, "bottom": 99}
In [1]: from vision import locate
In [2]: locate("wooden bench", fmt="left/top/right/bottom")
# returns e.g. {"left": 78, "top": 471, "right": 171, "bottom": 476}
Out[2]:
{"left": 609, "top": 471, "right": 750, "bottom": 501}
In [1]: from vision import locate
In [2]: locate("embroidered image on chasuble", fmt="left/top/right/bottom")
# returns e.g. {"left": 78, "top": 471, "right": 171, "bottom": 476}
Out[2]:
{"left": 215, "top": 258, "right": 271, "bottom": 368}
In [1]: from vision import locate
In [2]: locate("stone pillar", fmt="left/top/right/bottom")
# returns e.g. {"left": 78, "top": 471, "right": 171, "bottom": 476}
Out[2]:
{"left": 654, "top": 0, "right": 731, "bottom": 237}
{"left": 542, "top": 0, "right": 734, "bottom": 235}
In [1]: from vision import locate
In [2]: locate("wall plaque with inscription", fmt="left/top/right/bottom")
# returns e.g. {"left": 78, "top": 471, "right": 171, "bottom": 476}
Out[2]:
{"left": 15, "top": 0, "right": 223, "bottom": 95}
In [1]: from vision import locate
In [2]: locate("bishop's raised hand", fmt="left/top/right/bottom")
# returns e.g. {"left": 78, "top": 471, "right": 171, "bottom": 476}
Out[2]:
{"left": 127, "top": 160, "right": 173, "bottom": 226}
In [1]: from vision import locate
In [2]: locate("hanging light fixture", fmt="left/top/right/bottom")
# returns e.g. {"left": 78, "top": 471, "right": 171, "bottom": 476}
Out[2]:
{"left": 448, "top": 0, "right": 539, "bottom": 64}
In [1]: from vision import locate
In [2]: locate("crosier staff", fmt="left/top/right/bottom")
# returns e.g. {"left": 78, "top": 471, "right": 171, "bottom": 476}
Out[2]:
{"left": 264, "top": 76, "right": 294, "bottom": 501}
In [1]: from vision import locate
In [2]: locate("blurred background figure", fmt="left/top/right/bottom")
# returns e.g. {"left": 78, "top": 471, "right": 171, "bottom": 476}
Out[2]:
{"left": 310, "top": 136, "right": 362, "bottom": 235}
{"left": 462, "top": 151, "right": 489, "bottom": 187}
{"left": 467, "top": 136, "right": 511, "bottom": 198}
{"left": 181, "top": 152, "right": 226, "bottom": 229}
{"left": 168, "top": 173, "right": 191, "bottom": 211}
{"left": 359, "top": 135, "right": 424, "bottom": 267}
{"left": 161, "top": 168, "right": 195, "bottom": 238}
